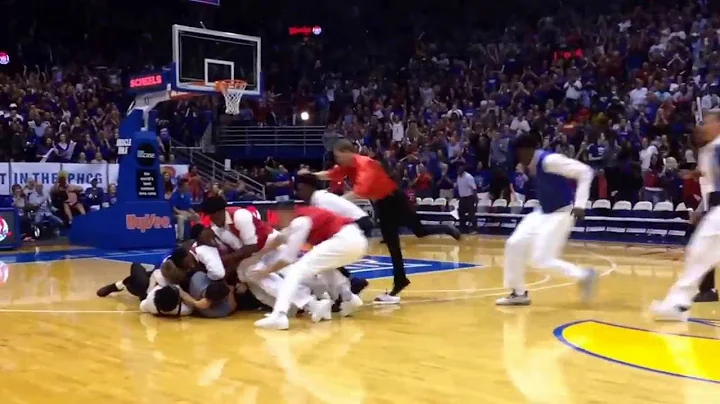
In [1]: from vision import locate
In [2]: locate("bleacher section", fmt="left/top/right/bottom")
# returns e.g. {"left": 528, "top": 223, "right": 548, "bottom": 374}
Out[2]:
{"left": 412, "top": 197, "right": 689, "bottom": 245}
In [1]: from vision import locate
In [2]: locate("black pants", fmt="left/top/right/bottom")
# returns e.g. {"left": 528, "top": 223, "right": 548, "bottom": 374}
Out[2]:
{"left": 355, "top": 216, "right": 375, "bottom": 238}
{"left": 458, "top": 195, "right": 477, "bottom": 233}
{"left": 376, "top": 190, "right": 456, "bottom": 287}
{"left": 124, "top": 263, "right": 152, "bottom": 300}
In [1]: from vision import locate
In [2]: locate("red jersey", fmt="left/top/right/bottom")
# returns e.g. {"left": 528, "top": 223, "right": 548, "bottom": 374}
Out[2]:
{"left": 295, "top": 206, "right": 354, "bottom": 246}
{"left": 328, "top": 154, "right": 397, "bottom": 200}
{"left": 224, "top": 206, "right": 273, "bottom": 249}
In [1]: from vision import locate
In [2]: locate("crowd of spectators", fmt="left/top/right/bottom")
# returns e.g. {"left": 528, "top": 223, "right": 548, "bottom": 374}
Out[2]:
{"left": 303, "top": 0, "right": 718, "bottom": 209}
{"left": 2, "top": 0, "right": 717, "bottom": 212}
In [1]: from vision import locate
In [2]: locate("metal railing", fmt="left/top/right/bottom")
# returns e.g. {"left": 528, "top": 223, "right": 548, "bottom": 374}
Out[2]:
{"left": 218, "top": 126, "right": 326, "bottom": 153}
{"left": 170, "top": 139, "right": 266, "bottom": 198}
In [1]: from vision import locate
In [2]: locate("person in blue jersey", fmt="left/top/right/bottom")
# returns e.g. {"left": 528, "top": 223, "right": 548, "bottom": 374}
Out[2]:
{"left": 496, "top": 134, "right": 598, "bottom": 306}
{"left": 651, "top": 111, "right": 720, "bottom": 321}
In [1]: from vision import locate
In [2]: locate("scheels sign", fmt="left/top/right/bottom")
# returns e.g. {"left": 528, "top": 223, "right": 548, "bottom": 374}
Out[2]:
{"left": 128, "top": 73, "right": 165, "bottom": 91}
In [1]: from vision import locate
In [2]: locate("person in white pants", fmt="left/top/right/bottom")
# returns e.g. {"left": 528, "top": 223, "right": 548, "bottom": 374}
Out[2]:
{"left": 651, "top": 111, "right": 720, "bottom": 321}
{"left": 496, "top": 134, "right": 598, "bottom": 306}
{"left": 252, "top": 204, "right": 367, "bottom": 330}
{"left": 200, "top": 198, "right": 334, "bottom": 321}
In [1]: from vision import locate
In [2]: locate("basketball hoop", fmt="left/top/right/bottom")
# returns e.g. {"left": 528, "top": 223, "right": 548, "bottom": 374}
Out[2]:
{"left": 215, "top": 79, "right": 247, "bottom": 115}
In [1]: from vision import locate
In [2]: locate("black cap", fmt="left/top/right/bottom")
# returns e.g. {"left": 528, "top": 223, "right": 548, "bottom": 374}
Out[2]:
{"left": 201, "top": 196, "right": 227, "bottom": 214}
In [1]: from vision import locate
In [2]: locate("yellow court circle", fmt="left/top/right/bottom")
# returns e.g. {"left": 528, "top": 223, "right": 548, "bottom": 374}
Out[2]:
{"left": 555, "top": 320, "right": 720, "bottom": 384}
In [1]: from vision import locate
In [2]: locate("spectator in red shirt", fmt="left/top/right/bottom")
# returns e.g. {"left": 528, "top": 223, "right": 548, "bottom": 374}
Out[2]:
{"left": 183, "top": 165, "right": 204, "bottom": 202}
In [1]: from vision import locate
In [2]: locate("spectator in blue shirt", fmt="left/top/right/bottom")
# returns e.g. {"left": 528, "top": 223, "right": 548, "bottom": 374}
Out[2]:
{"left": 170, "top": 179, "right": 198, "bottom": 241}
{"left": 272, "top": 166, "right": 293, "bottom": 202}
{"left": 84, "top": 178, "right": 105, "bottom": 211}
{"left": 473, "top": 162, "right": 492, "bottom": 200}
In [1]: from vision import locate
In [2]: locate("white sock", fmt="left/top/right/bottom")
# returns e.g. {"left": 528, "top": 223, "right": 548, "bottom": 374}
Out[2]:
{"left": 115, "top": 281, "right": 126, "bottom": 291}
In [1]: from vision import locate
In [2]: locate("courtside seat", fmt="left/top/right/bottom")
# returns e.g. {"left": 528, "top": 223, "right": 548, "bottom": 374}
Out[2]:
{"left": 633, "top": 201, "right": 652, "bottom": 211}
{"left": 432, "top": 197, "right": 448, "bottom": 212}
{"left": 591, "top": 199, "right": 611, "bottom": 216}
{"left": 417, "top": 197, "right": 434, "bottom": 212}
{"left": 632, "top": 201, "right": 654, "bottom": 218}
{"left": 492, "top": 199, "right": 508, "bottom": 208}
{"left": 592, "top": 199, "right": 611, "bottom": 209}
{"left": 675, "top": 202, "right": 687, "bottom": 211}
{"left": 508, "top": 200, "right": 523, "bottom": 209}
{"left": 416, "top": 197, "right": 421, "bottom": 206}
{"left": 585, "top": 201, "right": 592, "bottom": 209}
{"left": 653, "top": 201, "right": 674, "bottom": 211}
{"left": 449, "top": 198, "right": 459, "bottom": 211}
{"left": 612, "top": 201, "right": 632, "bottom": 210}
{"left": 491, "top": 198, "right": 508, "bottom": 213}
{"left": 612, "top": 200, "right": 633, "bottom": 218}
{"left": 521, "top": 198, "right": 539, "bottom": 214}
{"left": 476, "top": 198, "right": 491, "bottom": 213}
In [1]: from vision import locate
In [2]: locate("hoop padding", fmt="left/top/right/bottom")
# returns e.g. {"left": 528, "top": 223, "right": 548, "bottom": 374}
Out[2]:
{"left": 215, "top": 80, "right": 248, "bottom": 115}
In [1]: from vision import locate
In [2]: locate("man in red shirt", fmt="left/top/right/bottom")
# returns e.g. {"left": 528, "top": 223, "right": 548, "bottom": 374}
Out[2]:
{"left": 252, "top": 203, "right": 367, "bottom": 330}
{"left": 201, "top": 197, "right": 334, "bottom": 320}
{"left": 306, "top": 140, "right": 460, "bottom": 304}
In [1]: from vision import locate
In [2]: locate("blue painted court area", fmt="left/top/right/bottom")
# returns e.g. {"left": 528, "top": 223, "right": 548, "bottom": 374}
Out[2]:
{"left": 0, "top": 248, "right": 478, "bottom": 280}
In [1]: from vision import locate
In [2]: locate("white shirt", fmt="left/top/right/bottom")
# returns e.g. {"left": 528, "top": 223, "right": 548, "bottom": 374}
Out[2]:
{"left": 310, "top": 190, "right": 367, "bottom": 220}
{"left": 391, "top": 121, "right": 404, "bottom": 142}
{"left": 456, "top": 172, "right": 477, "bottom": 197}
{"left": 510, "top": 117, "right": 530, "bottom": 134}
{"left": 140, "top": 285, "right": 193, "bottom": 316}
{"left": 278, "top": 216, "right": 313, "bottom": 263}
{"left": 537, "top": 153, "right": 594, "bottom": 209}
{"left": 629, "top": 87, "right": 648, "bottom": 108}
{"left": 564, "top": 80, "right": 582, "bottom": 100}
{"left": 211, "top": 209, "right": 259, "bottom": 251}
{"left": 639, "top": 145, "right": 658, "bottom": 171}
{"left": 194, "top": 244, "right": 226, "bottom": 280}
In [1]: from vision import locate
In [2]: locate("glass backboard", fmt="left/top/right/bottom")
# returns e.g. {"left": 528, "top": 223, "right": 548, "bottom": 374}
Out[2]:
{"left": 172, "top": 24, "right": 261, "bottom": 96}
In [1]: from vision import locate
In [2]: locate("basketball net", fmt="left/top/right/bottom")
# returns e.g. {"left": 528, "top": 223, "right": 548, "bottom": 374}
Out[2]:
{"left": 215, "top": 80, "right": 247, "bottom": 115}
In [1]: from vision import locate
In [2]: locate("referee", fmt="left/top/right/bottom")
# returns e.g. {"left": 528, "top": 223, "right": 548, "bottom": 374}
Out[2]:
{"left": 308, "top": 140, "right": 461, "bottom": 304}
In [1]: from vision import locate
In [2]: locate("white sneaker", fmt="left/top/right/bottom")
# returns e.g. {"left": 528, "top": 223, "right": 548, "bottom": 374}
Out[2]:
{"left": 650, "top": 300, "right": 690, "bottom": 322}
{"left": 309, "top": 299, "right": 333, "bottom": 322}
{"left": 578, "top": 268, "right": 598, "bottom": 302}
{"left": 254, "top": 313, "right": 290, "bottom": 330}
{"left": 340, "top": 294, "right": 363, "bottom": 317}
{"left": 374, "top": 293, "right": 401, "bottom": 305}
{"left": 495, "top": 291, "right": 531, "bottom": 306}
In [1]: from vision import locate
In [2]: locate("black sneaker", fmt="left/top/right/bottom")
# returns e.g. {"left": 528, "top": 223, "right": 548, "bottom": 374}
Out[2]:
{"left": 97, "top": 283, "right": 120, "bottom": 297}
{"left": 350, "top": 277, "right": 369, "bottom": 295}
{"left": 389, "top": 278, "right": 411, "bottom": 296}
{"left": 693, "top": 289, "right": 719, "bottom": 303}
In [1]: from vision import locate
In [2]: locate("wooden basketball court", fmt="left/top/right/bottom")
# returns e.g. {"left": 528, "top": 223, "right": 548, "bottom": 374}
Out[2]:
{"left": 1, "top": 236, "right": 719, "bottom": 403}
